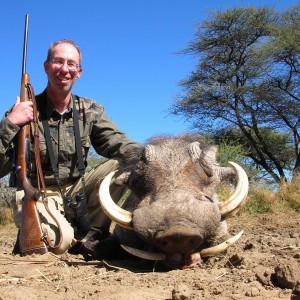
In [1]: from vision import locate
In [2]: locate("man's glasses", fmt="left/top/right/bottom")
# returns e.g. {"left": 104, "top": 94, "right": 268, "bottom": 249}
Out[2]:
{"left": 48, "top": 58, "right": 80, "bottom": 71}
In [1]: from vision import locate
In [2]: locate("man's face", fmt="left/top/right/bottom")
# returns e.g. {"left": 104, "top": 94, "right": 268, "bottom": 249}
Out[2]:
{"left": 44, "top": 43, "right": 82, "bottom": 94}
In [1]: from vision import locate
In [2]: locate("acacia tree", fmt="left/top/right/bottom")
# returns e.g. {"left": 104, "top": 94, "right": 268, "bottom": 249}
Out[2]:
{"left": 171, "top": 6, "right": 300, "bottom": 183}
{"left": 260, "top": 5, "right": 300, "bottom": 175}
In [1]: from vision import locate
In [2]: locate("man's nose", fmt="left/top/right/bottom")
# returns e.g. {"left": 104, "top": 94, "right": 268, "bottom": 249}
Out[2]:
{"left": 60, "top": 62, "right": 69, "bottom": 71}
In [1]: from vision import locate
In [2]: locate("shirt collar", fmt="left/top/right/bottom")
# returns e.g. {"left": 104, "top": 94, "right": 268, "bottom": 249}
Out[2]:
{"left": 45, "top": 93, "right": 74, "bottom": 119}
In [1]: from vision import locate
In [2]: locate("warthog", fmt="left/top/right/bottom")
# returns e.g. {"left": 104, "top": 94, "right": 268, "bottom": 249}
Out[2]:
{"left": 99, "top": 135, "right": 248, "bottom": 269}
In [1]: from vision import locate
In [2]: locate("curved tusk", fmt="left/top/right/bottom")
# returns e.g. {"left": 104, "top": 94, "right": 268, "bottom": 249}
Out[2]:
{"left": 200, "top": 230, "right": 244, "bottom": 257}
{"left": 99, "top": 171, "right": 133, "bottom": 230}
{"left": 120, "top": 244, "right": 166, "bottom": 261}
{"left": 121, "top": 231, "right": 243, "bottom": 261}
{"left": 219, "top": 162, "right": 249, "bottom": 219}
{"left": 121, "top": 231, "right": 244, "bottom": 261}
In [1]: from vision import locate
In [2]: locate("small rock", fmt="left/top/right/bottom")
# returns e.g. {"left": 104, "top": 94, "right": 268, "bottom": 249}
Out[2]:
{"left": 245, "top": 287, "right": 260, "bottom": 297}
{"left": 172, "top": 283, "right": 191, "bottom": 300}
{"left": 272, "top": 264, "right": 300, "bottom": 289}
{"left": 225, "top": 254, "right": 244, "bottom": 267}
{"left": 291, "top": 282, "right": 300, "bottom": 300}
{"left": 256, "top": 271, "right": 272, "bottom": 286}
{"left": 244, "top": 242, "right": 255, "bottom": 250}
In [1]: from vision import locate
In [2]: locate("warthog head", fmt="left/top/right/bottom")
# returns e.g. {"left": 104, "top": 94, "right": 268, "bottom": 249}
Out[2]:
{"left": 99, "top": 135, "right": 248, "bottom": 269}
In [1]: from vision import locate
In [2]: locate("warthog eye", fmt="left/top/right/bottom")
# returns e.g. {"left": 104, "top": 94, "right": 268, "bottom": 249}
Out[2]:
{"left": 205, "top": 195, "right": 214, "bottom": 203}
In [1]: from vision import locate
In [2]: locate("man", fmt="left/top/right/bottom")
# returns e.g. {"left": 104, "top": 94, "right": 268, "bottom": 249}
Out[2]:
{"left": 0, "top": 39, "right": 142, "bottom": 258}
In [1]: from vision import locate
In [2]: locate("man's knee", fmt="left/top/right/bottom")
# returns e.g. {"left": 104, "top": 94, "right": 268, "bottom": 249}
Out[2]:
{"left": 41, "top": 222, "right": 75, "bottom": 255}
{"left": 38, "top": 197, "right": 75, "bottom": 255}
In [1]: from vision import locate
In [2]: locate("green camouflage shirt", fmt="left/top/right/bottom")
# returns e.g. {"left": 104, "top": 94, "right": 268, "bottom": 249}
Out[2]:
{"left": 0, "top": 89, "right": 141, "bottom": 186}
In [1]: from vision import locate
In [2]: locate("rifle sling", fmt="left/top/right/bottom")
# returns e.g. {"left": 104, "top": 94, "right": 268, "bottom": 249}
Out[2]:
{"left": 72, "top": 96, "right": 86, "bottom": 190}
{"left": 31, "top": 85, "right": 63, "bottom": 250}
{"left": 42, "top": 118, "right": 61, "bottom": 193}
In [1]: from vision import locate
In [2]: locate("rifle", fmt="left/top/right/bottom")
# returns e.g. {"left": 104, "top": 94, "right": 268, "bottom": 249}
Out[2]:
{"left": 16, "top": 14, "right": 48, "bottom": 256}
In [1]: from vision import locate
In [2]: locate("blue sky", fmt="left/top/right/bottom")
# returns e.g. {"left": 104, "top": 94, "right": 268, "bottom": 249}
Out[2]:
{"left": 1, "top": 1, "right": 298, "bottom": 144}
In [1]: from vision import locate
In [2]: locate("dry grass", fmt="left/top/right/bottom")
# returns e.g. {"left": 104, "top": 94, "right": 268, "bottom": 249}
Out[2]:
{"left": 219, "top": 177, "right": 300, "bottom": 215}
{"left": 0, "top": 207, "right": 13, "bottom": 225}
{"left": 276, "top": 177, "right": 300, "bottom": 212}
{"left": 242, "top": 178, "right": 300, "bottom": 214}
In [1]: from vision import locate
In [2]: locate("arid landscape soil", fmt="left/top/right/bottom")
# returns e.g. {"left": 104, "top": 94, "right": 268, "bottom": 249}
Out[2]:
{"left": 0, "top": 212, "right": 299, "bottom": 300}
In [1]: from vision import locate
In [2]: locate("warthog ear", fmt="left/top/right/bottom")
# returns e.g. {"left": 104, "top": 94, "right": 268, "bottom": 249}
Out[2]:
{"left": 143, "top": 145, "right": 157, "bottom": 162}
{"left": 199, "top": 146, "right": 218, "bottom": 177}
{"left": 188, "top": 142, "right": 202, "bottom": 161}
{"left": 189, "top": 143, "right": 219, "bottom": 177}
{"left": 114, "top": 172, "right": 131, "bottom": 185}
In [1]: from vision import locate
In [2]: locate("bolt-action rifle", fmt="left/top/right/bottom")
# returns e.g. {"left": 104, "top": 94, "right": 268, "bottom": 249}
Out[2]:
{"left": 16, "top": 14, "right": 48, "bottom": 256}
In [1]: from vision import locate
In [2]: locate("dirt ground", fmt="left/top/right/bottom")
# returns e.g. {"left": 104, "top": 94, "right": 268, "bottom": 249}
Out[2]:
{"left": 0, "top": 212, "right": 299, "bottom": 300}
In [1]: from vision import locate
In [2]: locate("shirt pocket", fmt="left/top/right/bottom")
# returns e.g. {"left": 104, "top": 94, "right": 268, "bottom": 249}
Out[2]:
{"left": 80, "top": 136, "right": 91, "bottom": 161}
{"left": 38, "top": 137, "right": 49, "bottom": 165}
{"left": 77, "top": 117, "right": 91, "bottom": 161}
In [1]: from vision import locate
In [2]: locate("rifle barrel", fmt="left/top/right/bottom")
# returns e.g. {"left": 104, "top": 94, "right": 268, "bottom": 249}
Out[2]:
{"left": 22, "top": 14, "right": 29, "bottom": 75}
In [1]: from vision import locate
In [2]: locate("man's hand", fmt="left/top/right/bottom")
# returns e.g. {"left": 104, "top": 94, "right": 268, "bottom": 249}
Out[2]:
{"left": 7, "top": 97, "right": 33, "bottom": 126}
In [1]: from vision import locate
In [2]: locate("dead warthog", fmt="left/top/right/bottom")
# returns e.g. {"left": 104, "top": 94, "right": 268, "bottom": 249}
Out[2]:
{"left": 99, "top": 135, "right": 248, "bottom": 269}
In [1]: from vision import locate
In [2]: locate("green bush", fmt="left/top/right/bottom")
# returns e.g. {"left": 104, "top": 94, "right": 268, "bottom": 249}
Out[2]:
{"left": 243, "top": 190, "right": 274, "bottom": 213}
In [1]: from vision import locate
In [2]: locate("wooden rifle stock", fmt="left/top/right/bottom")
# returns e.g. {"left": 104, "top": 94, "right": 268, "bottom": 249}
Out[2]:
{"left": 17, "top": 15, "right": 48, "bottom": 256}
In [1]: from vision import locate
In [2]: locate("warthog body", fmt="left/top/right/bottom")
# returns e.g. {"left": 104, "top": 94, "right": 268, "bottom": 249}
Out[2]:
{"left": 99, "top": 135, "right": 248, "bottom": 269}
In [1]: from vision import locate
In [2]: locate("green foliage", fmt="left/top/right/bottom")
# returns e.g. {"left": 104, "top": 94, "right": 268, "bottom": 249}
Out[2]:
{"left": 86, "top": 152, "right": 108, "bottom": 172}
{"left": 213, "top": 126, "right": 295, "bottom": 183}
{"left": 217, "top": 141, "right": 246, "bottom": 164}
{"left": 243, "top": 189, "right": 275, "bottom": 214}
{"left": 264, "top": 4, "right": 300, "bottom": 54}
{"left": 216, "top": 139, "right": 259, "bottom": 179}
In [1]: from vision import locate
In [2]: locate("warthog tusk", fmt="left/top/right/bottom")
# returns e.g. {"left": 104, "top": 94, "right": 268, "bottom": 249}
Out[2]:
{"left": 200, "top": 230, "right": 244, "bottom": 257}
{"left": 120, "top": 231, "right": 244, "bottom": 261}
{"left": 120, "top": 244, "right": 166, "bottom": 261}
{"left": 99, "top": 171, "right": 133, "bottom": 230}
{"left": 219, "top": 162, "right": 248, "bottom": 219}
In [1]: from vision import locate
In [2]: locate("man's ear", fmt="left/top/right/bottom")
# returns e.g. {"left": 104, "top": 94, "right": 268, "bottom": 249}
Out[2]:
{"left": 76, "top": 66, "right": 82, "bottom": 79}
{"left": 44, "top": 61, "right": 49, "bottom": 74}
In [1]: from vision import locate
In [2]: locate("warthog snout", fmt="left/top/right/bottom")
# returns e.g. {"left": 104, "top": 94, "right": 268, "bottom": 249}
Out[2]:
{"left": 153, "top": 226, "right": 203, "bottom": 254}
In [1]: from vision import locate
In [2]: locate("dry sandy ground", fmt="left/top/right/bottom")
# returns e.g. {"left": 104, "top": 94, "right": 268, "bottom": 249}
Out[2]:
{"left": 0, "top": 212, "right": 299, "bottom": 300}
